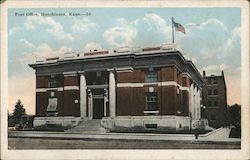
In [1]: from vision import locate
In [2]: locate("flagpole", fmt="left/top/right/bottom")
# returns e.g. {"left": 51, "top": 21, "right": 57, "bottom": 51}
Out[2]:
{"left": 172, "top": 17, "right": 175, "bottom": 44}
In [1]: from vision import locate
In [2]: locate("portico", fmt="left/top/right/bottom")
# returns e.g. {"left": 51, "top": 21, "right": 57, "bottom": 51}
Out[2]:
{"left": 79, "top": 70, "right": 117, "bottom": 120}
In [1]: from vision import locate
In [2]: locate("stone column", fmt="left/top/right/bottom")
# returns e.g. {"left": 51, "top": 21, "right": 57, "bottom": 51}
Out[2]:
{"left": 80, "top": 73, "right": 87, "bottom": 118}
{"left": 87, "top": 89, "right": 93, "bottom": 120}
{"left": 104, "top": 88, "right": 108, "bottom": 117}
{"left": 189, "top": 83, "right": 194, "bottom": 118}
{"left": 197, "top": 89, "right": 201, "bottom": 119}
{"left": 194, "top": 86, "right": 198, "bottom": 119}
{"left": 109, "top": 70, "right": 116, "bottom": 117}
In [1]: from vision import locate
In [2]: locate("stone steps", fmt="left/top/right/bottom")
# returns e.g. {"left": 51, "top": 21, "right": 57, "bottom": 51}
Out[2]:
{"left": 66, "top": 119, "right": 106, "bottom": 133}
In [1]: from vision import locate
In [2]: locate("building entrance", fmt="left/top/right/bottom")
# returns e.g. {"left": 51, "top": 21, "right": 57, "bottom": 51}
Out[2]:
{"left": 93, "top": 97, "right": 104, "bottom": 119}
{"left": 88, "top": 88, "right": 108, "bottom": 119}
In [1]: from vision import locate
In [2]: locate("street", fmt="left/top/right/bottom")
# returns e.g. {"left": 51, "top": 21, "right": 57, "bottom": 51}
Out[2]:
{"left": 8, "top": 138, "right": 240, "bottom": 149}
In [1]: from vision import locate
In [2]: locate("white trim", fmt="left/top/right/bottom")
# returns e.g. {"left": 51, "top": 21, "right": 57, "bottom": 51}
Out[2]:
{"left": 180, "top": 86, "right": 189, "bottom": 91}
{"left": 36, "top": 88, "right": 47, "bottom": 92}
{"left": 78, "top": 71, "right": 85, "bottom": 74}
{"left": 36, "top": 87, "right": 64, "bottom": 92}
{"left": 36, "top": 86, "right": 79, "bottom": 92}
{"left": 64, "top": 74, "right": 77, "bottom": 77}
{"left": 63, "top": 71, "right": 77, "bottom": 75}
{"left": 58, "top": 87, "right": 63, "bottom": 91}
{"left": 117, "top": 83, "right": 144, "bottom": 87}
{"left": 144, "top": 110, "right": 159, "bottom": 115}
{"left": 117, "top": 81, "right": 190, "bottom": 91}
{"left": 116, "top": 67, "right": 133, "bottom": 73}
{"left": 64, "top": 86, "right": 79, "bottom": 90}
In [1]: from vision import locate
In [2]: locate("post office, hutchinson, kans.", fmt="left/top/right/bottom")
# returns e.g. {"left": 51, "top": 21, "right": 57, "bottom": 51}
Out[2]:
{"left": 29, "top": 44, "right": 208, "bottom": 132}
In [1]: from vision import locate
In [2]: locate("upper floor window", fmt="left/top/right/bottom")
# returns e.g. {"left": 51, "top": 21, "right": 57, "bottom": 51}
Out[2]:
{"left": 208, "top": 89, "right": 212, "bottom": 95}
{"left": 208, "top": 101, "right": 212, "bottom": 106}
{"left": 214, "top": 101, "right": 218, "bottom": 106}
{"left": 146, "top": 67, "right": 157, "bottom": 83}
{"left": 145, "top": 92, "right": 158, "bottom": 111}
{"left": 214, "top": 89, "right": 218, "bottom": 95}
{"left": 208, "top": 78, "right": 211, "bottom": 84}
{"left": 213, "top": 78, "right": 218, "bottom": 84}
{"left": 48, "top": 75, "right": 58, "bottom": 88}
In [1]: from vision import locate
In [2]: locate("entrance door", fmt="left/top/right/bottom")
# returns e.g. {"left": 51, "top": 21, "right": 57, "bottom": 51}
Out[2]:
{"left": 93, "top": 97, "right": 104, "bottom": 119}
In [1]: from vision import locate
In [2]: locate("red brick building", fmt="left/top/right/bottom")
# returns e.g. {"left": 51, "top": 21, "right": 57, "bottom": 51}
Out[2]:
{"left": 201, "top": 71, "right": 228, "bottom": 128}
{"left": 29, "top": 44, "right": 207, "bottom": 131}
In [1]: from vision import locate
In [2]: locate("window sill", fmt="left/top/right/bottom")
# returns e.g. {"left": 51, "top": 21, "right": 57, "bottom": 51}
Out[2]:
{"left": 144, "top": 82, "right": 158, "bottom": 87}
{"left": 144, "top": 110, "right": 159, "bottom": 115}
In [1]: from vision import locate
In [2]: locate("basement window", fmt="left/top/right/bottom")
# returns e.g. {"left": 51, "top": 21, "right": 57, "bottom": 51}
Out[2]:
{"left": 145, "top": 124, "right": 158, "bottom": 128}
{"left": 47, "top": 98, "right": 58, "bottom": 116}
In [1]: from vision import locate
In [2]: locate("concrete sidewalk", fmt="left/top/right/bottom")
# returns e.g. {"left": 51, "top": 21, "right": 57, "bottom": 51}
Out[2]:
{"left": 8, "top": 127, "right": 240, "bottom": 144}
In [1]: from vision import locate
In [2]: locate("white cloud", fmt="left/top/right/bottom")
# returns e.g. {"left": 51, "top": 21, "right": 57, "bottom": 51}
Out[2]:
{"left": 231, "top": 26, "right": 241, "bottom": 40}
{"left": 20, "top": 39, "right": 35, "bottom": 49}
{"left": 24, "top": 16, "right": 74, "bottom": 41}
{"left": 71, "top": 17, "right": 98, "bottom": 33}
{"left": 18, "top": 43, "right": 72, "bottom": 69}
{"left": 197, "top": 18, "right": 227, "bottom": 31}
{"left": 9, "top": 26, "right": 21, "bottom": 35}
{"left": 32, "top": 43, "right": 72, "bottom": 58}
{"left": 84, "top": 42, "right": 102, "bottom": 51}
{"left": 143, "top": 13, "right": 171, "bottom": 36}
{"left": 202, "top": 64, "right": 241, "bottom": 76}
{"left": 181, "top": 18, "right": 240, "bottom": 60}
{"left": 103, "top": 18, "right": 137, "bottom": 47}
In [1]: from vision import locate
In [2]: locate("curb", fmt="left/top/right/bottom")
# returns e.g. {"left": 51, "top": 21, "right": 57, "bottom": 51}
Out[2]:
{"left": 8, "top": 131, "right": 241, "bottom": 145}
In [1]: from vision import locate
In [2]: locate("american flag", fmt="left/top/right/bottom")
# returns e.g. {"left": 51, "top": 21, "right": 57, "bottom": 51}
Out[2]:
{"left": 173, "top": 21, "right": 186, "bottom": 34}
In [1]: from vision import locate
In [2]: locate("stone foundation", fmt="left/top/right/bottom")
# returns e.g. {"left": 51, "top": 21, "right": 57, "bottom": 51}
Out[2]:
{"left": 33, "top": 116, "right": 81, "bottom": 130}
{"left": 101, "top": 116, "right": 195, "bottom": 132}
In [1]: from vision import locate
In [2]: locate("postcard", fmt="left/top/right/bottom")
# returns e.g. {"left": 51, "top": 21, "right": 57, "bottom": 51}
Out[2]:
{"left": 1, "top": 0, "right": 249, "bottom": 159}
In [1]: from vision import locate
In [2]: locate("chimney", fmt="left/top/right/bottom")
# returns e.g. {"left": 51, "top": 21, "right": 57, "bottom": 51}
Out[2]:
{"left": 203, "top": 71, "right": 206, "bottom": 77}
{"left": 222, "top": 70, "right": 224, "bottom": 76}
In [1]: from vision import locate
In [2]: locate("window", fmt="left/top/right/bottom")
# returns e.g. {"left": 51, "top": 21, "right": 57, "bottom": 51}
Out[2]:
{"left": 208, "top": 101, "right": 212, "bottom": 106}
{"left": 48, "top": 76, "right": 58, "bottom": 88}
{"left": 208, "top": 89, "right": 212, "bottom": 95}
{"left": 214, "top": 89, "right": 218, "bottom": 95}
{"left": 208, "top": 78, "right": 211, "bottom": 84}
{"left": 146, "top": 92, "right": 158, "bottom": 111}
{"left": 213, "top": 78, "right": 218, "bottom": 84}
{"left": 214, "top": 101, "right": 218, "bottom": 106}
{"left": 146, "top": 68, "right": 157, "bottom": 83}
{"left": 47, "top": 98, "right": 58, "bottom": 116}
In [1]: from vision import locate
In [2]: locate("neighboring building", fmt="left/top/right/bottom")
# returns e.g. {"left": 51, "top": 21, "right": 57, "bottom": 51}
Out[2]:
{"left": 201, "top": 71, "right": 228, "bottom": 128}
{"left": 29, "top": 44, "right": 207, "bottom": 131}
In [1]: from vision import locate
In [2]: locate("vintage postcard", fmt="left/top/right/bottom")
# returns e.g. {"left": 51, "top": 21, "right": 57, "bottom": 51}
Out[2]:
{"left": 1, "top": 0, "right": 249, "bottom": 159}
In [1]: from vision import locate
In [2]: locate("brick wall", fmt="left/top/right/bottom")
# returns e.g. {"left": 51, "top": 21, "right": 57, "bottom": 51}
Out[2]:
{"left": 35, "top": 74, "right": 80, "bottom": 117}
{"left": 116, "top": 66, "right": 189, "bottom": 116}
{"left": 202, "top": 76, "right": 227, "bottom": 128}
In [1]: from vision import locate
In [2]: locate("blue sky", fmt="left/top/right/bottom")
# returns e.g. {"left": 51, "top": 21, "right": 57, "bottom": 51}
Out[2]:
{"left": 8, "top": 8, "right": 241, "bottom": 114}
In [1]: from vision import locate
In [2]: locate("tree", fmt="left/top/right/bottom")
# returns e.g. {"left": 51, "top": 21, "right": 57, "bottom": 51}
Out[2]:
{"left": 11, "top": 99, "right": 26, "bottom": 125}
{"left": 229, "top": 104, "right": 241, "bottom": 128}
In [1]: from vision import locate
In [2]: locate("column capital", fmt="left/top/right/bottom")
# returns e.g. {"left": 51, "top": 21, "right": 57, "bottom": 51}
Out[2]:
{"left": 78, "top": 71, "right": 85, "bottom": 74}
{"left": 107, "top": 68, "right": 116, "bottom": 72}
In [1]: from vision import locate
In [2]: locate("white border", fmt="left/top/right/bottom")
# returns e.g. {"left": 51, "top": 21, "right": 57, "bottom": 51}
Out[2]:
{"left": 1, "top": 1, "right": 249, "bottom": 160}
